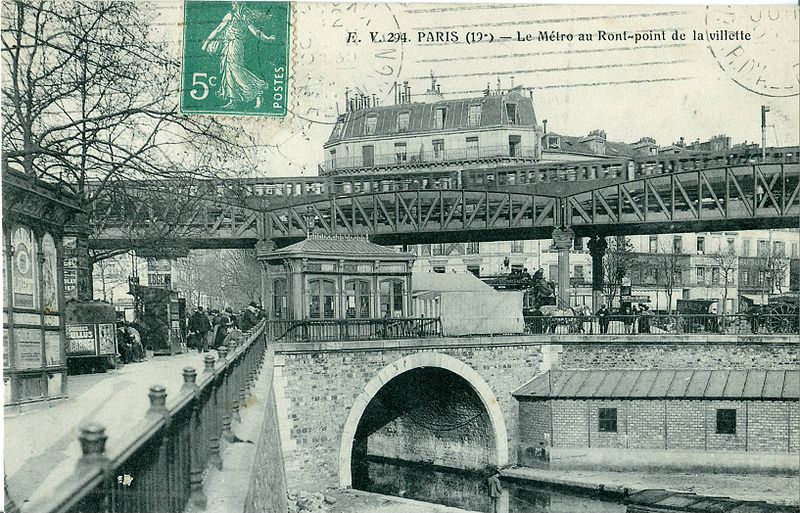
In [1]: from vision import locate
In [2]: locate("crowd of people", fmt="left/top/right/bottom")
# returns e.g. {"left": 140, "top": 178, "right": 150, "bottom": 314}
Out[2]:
{"left": 187, "top": 301, "right": 264, "bottom": 352}
{"left": 595, "top": 303, "right": 655, "bottom": 334}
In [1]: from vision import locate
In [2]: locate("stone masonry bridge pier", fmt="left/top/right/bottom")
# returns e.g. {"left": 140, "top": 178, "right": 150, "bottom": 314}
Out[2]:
{"left": 270, "top": 333, "right": 797, "bottom": 492}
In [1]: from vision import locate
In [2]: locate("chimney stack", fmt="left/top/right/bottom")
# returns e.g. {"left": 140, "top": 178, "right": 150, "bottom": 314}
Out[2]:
{"left": 543, "top": 119, "right": 548, "bottom": 134}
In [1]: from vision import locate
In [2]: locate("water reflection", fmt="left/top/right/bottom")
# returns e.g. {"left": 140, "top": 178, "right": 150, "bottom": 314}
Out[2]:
{"left": 356, "top": 457, "right": 626, "bottom": 513}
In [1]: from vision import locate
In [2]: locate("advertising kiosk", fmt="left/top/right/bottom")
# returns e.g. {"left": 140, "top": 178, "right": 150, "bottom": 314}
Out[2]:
{"left": 3, "top": 168, "right": 82, "bottom": 405}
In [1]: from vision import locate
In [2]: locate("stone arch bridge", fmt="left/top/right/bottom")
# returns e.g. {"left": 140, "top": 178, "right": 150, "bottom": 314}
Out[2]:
{"left": 269, "top": 334, "right": 797, "bottom": 492}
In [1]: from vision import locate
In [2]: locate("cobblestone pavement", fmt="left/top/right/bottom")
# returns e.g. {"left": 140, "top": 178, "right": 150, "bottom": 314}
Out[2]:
{"left": 4, "top": 350, "right": 216, "bottom": 507}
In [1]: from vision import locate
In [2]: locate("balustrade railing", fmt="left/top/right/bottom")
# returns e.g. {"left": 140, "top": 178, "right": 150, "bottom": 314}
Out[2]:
{"left": 523, "top": 313, "right": 799, "bottom": 335}
{"left": 268, "top": 317, "right": 442, "bottom": 343}
{"left": 27, "top": 320, "right": 268, "bottom": 513}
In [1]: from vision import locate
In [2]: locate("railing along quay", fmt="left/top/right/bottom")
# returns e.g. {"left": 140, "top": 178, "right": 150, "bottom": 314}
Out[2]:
{"left": 27, "top": 320, "right": 268, "bottom": 513}
{"left": 524, "top": 313, "right": 799, "bottom": 336}
{"left": 269, "top": 317, "right": 442, "bottom": 343}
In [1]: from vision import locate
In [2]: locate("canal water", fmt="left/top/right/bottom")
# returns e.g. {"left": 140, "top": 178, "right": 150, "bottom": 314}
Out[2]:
{"left": 355, "top": 457, "right": 626, "bottom": 513}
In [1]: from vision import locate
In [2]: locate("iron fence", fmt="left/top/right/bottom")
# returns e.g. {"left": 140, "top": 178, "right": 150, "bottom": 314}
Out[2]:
{"left": 523, "top": 313, "right": 799, "bottom": 335}
{"left": 268, "top": 317, "right": 442, "bottom": 343}
{"left": 27, "top": 321, "right": 268, "bottom": 513}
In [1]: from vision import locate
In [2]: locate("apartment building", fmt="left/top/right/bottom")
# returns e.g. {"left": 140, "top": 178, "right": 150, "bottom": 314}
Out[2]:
{"left": 322, "top": 79, "right": 543, "bottom": 175}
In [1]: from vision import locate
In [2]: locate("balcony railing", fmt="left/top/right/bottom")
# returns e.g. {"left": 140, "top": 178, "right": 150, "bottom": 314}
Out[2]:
{"left": 268, "top": 317, "right": 442, "bottom": 343}
{"left": 323, "top": 145, "right": 537, "bottom": 173}
{"left": 25, "top": 321, "right": 268, "bottom": 513}
{"left": 523, "top": 313, "right": 799, "bottom": 335}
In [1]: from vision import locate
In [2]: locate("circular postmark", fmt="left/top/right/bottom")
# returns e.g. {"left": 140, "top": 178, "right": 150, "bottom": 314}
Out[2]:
{"left": 290, "top": 2, "right": 405, "bottom": 126}
{"left": 706, "top": 6, "right": 799, "bottom": 97}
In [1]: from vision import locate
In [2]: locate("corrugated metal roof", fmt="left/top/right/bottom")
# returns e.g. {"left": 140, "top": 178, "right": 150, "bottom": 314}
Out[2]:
{"left": 513, "top": 370, "right": 800, "bottom": 400}
{"left": 270, "top": 236, "right": 413, "bottom": 259}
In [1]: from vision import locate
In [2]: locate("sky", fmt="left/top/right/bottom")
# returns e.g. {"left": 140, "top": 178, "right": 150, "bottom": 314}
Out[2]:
{"left": 155, "top": 2, "right": 799, "bottom": 177}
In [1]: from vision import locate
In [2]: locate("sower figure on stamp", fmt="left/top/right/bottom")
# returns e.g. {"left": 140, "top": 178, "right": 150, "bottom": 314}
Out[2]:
{"left": 202, "top": 2, "right": 274, "bottom": 109}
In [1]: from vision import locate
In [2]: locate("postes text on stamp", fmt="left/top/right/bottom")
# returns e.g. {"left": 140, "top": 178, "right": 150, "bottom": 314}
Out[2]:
{"left": 181, "top": 1, "right": 290, "bottom": 116}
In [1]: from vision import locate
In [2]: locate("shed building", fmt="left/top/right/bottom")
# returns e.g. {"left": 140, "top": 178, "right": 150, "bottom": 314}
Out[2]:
{"left": 514, "top": 369, "right": 799, "bottom": 474}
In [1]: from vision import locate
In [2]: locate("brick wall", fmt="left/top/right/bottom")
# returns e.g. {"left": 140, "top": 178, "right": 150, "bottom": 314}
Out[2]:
{"left": 705, "top": 400, "right": 747, "bottom": 451}
{"left": 518, "top": 400, "right": 551, "bottom": 446}
{"left": 748, "top": 402, "right": 790, "bottom": 452}
{"left": 588, "top": 401, "right": 627, "bottom": 449}
{"left": 528, "top": 398, "right": 798, "bottom": 455}
{"left": 551, "top": 400, "right": 588, "bottom": 447}
{"left": 627, "top": 400, "right": 665, "bottom": 449}
{"left": 559, "top": 342, "right": 797, "bottom": 370}
{"left": 666, "top": 400, "right": 706, "bottom": 450}
{"left": 275, "top": 341, "right": 542, "bottom": 491}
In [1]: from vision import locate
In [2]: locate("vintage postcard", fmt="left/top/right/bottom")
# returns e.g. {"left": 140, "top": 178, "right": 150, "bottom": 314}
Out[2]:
{"left": 2, "top": 3, "right": 799, "bottom": 513}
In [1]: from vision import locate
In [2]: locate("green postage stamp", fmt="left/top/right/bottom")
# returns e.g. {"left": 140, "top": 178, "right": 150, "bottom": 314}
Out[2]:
{"left": 181, "top": 1, "right": 290, "bottom": 116}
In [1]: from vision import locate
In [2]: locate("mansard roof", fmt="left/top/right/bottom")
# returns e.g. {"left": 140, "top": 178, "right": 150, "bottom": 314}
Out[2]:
{"left": 326, "top": 88, "right": 538, "bottom": 145}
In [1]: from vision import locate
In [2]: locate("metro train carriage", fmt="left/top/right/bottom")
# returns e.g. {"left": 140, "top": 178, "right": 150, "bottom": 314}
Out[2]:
{"left": 87, "top": 145, "right": 798, "bottom": 217}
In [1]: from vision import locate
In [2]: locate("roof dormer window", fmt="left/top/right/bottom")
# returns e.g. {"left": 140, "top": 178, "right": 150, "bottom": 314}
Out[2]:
{"left": 396, "top": 112, "right": 410, "bottom": 132}
{"left": 334, "top": 119, "right": 345, "bottom": 138}
{"left": 506, "top": 103, "right": 517, "bottom": 124}
{"left": 468, "top": 105, "right": 482, "bottom": 127}
{"left": 434, "top": 107, "right": 446, "bottom": 129}
{"left": 547, "top": 135, "right": 560, "bottom": 150}
{"left": 365, "top": 114, "right": 378, "bottom": 135}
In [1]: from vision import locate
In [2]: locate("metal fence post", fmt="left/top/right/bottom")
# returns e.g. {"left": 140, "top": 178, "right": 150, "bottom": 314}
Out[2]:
{"left": 182, "top": 367, "right": 208, "bottom": 509}
{"left": 229, "top": 339, "right": 242, "bottom": 423}
{"left": 204, "top": 354, "right": 223, "bottom": 471}
{"left": 75, "top": 423, "right": 111, "bottom": 512}
{"left": 218, "top": 346, "right": 235, "bottom": 443}
{"left": 145, "top": 385, "right": 171, "bottom": 512}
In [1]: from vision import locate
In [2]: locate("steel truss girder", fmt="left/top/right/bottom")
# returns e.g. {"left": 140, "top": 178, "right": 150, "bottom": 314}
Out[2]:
{"left": 563, "top": 163, "right": 799, "bottom": 230}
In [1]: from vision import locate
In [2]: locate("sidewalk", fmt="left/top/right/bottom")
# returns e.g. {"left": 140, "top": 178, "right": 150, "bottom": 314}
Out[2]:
{"left": 4, "top": 350, "right": 217, "bottom": 507}
{"left": 501, "top": 467, "right": 800, "bottom": 506}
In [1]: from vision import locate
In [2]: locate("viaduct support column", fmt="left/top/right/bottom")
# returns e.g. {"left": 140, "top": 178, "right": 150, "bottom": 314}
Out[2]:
{"left": 255, "top": 239, "right": 276, "bottom": 317}
{"left": 588, "top": 235, "right": 608, "bottom": 313}
{"left": 552, "top": 227, "right": 575, "bottom": 309}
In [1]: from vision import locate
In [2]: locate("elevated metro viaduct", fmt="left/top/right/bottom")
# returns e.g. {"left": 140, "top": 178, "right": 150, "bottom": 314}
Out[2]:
{"left": 90, "top": 159, "right": 800, "bottom": 308}
{"left": 269, "top": 333, "right": 798, "bottom": 491}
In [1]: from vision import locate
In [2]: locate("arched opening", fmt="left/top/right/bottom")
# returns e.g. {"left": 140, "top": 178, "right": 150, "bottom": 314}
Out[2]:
{"left": 339, "top": 353, "right": 508, "bottom": 497}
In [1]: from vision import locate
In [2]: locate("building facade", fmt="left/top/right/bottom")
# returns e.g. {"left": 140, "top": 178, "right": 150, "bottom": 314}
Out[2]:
{"left": 322, "top": 81, "right": 542, "bottom": 175}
